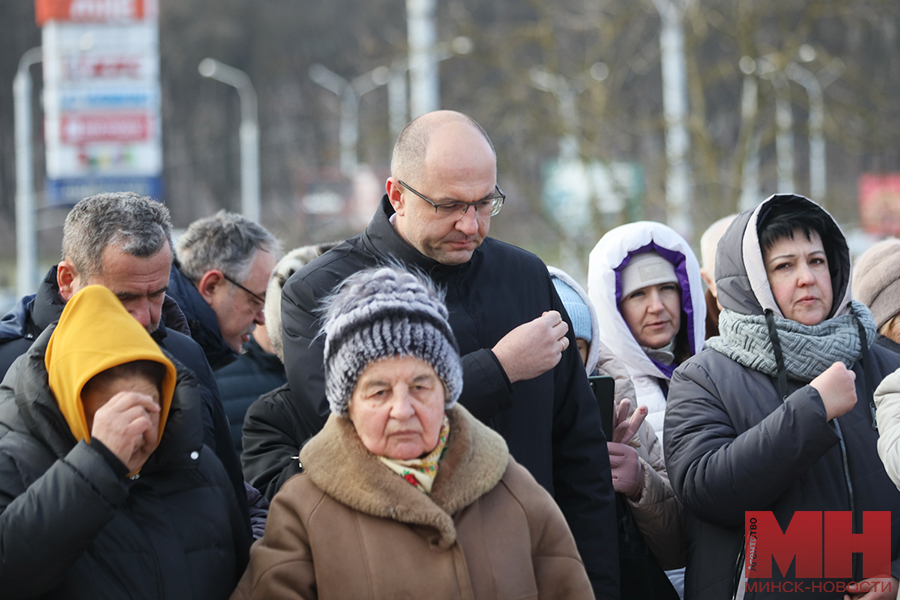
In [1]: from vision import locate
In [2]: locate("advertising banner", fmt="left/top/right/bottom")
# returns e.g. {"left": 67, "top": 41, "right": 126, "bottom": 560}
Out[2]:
{"left": 39, "top": 0, "right": 162, "bottom": 205}
{"left": 859, "top": 174, "right": 900, "bottom": 237}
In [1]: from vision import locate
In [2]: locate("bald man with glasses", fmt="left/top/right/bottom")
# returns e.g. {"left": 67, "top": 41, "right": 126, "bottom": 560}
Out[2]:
{"left": 242, "top": 110, "right": 619, "bottom": 599}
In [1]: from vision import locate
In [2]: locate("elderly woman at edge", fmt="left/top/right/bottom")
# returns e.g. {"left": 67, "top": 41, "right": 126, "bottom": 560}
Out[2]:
{"left": 664, "top": 194, "right": 900, "bottom": 600}
{"left": 231, "top": 266, "right": 593, "bottom": 600}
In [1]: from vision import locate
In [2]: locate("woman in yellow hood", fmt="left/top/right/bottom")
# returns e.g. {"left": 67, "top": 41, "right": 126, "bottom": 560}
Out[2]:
{"left": 45, "top": 285, "right": 176, "bottom": 475}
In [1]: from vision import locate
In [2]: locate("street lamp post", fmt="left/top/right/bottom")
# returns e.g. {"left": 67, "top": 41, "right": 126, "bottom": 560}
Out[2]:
{"left": 784, "top": 63, "right": 824, "bottom": 203}
{"left": 199, "top": 58, "right": 260, "bottom": 223}
{"left": 309, "top": 64, "right": 391, "bottom": 177}
{"left": 785, "top": 52, "right": 842, "bottom": 204}
{"left": 406, "top": 0, "right": 438, "bottom": 118}
{"left": 651, "top": 0, "right": 694, "bottom": 240}
{"left": 738, "top": 56, "right": 761, "bottom": 211}
{"left": 757, "top": 56, "right": 794, "bottom": 194}
{"left": 14, "top": 46, "right": 43, "bottom": 297}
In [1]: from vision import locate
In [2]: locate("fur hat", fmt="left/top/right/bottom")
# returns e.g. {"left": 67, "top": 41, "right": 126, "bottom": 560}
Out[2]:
{"left": 852, "top": 238, "right": 900, "bottom": 329}
{"left": 321, "top": 266, "right": 463, "bottom": 415}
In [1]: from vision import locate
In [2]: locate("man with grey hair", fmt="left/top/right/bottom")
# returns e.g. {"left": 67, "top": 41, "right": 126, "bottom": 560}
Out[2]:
{"left": 245, "top": 110, "right": 618, "bottom": 599}
{"left": 0, "top": 192, "right": 254, "bottom": 538}
{"left": 166, "top": 211, "right": 280, "bottom": 371}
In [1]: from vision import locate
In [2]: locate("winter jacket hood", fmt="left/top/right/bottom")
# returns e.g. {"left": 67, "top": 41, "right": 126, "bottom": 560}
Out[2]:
{"left": 715, "top": 193, "right": 853, "bottom": 319}
{"left": 588, "top": 221, "right": 706, "bottom": 381}
{"left": 587, "top": 222, "right": 705, "bottom": 439}
{"left": 45, "top": 285, "right": 176, "bottom": 447}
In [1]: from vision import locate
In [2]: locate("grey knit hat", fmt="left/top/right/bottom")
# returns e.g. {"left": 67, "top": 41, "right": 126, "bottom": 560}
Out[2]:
{"left": 852, "top": 238, "right": 900, "bottom": 329}
{"left": 321, "top": 266, "right": 463, "bottom": 415}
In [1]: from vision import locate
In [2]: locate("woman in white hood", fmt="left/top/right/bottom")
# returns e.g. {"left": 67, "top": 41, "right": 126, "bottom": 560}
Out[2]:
{"left": 588, "top": 222, "right": 706, "bottom": 447}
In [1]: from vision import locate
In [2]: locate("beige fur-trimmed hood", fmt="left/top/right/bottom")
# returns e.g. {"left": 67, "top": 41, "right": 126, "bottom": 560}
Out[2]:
{"left": 298, "top": 404, "right": 509, "bottom": 548}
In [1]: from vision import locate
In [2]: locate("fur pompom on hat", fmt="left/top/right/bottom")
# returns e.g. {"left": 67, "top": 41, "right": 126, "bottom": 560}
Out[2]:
{"left": 321, "top": 266, "right": 463, "bottom": 415}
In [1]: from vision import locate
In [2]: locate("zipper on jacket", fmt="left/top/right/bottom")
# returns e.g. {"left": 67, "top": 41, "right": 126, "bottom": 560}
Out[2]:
{"left": 833, "top": 419, "right": 860, "bottom": 581}
{"left": 732, "top": 536, "right": 746, "bottom": 600}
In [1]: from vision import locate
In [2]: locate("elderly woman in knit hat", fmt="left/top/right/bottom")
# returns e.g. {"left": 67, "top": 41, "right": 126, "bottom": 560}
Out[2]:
{"left": 231, "top": 266, "right": 592, "bottom": 600}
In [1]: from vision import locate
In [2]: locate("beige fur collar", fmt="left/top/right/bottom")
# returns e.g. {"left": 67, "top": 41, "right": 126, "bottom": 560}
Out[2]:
{"left": 299, "top": 404, "right": 509, "bottom": 547}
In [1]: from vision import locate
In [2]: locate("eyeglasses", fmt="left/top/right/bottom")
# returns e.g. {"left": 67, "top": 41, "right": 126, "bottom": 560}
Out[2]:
{"left": 398, "top": 180, "right": 505, "bottom": 219}
{"left": 222, "top": 273, "right": 266, "bottom": 309}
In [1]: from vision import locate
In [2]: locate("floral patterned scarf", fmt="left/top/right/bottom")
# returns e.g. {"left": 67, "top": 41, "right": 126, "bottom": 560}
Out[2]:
{"left": 378, "top": 416, "right": 450, "bottom": 495}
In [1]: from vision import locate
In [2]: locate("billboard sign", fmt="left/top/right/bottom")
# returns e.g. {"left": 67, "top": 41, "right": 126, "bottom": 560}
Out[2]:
{"left": 39, "top": 0, "right": 162, "bottom": 205}
{"left": 859, "top": 174, "right": 900, "bottom": 237}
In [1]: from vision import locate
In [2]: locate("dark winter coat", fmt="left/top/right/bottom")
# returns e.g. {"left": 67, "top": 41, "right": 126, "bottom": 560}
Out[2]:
{"left": 245, "top": 195, "right": 618, "bottom": 599}
{"left": 0, "top": 327, "right": 251, "bottom": 600}
{"left": 0, "top": 267, "right": 251, "bottom": 529}
{"left": 664, "top": 194, "right": 900, "bottom": 599}
{"left": 241, "top": 382, "right": 318, "bottom": 499}
{"left": 215, "top": 336, "right": 286, "bottom": 455}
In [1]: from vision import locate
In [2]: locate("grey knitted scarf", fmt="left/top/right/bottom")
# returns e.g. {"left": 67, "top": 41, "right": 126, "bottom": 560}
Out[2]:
{"left": 706, "top": 300, "right": 877, "bottom": 383}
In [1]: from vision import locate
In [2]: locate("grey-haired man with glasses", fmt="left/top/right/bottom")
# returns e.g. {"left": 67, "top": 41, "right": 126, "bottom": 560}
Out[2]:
{"left": 242, "top": 110, "right": 619, "bottom": 600}
{"left": 167, "top": 210, "right": 281, "bottom": 371}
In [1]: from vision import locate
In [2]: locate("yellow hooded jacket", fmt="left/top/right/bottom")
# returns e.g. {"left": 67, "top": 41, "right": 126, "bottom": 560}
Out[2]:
{"left": 44, "top": 285, "right": 176, "bottom": 454}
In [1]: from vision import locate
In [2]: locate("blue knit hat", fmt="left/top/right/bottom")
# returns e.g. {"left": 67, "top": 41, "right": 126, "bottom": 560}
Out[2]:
{"left": 551, "top": 274, "right": 593, "bottom": 343}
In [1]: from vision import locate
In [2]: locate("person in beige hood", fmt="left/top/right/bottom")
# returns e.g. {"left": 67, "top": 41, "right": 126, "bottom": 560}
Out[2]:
{"left": 231, "top": 267, "right": 593, "bottom": 600}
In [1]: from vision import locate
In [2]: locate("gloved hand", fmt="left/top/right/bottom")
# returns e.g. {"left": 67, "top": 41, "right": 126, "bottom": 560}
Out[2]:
{"left": 608, "top": 441, "right": 644, "bottom": 501}
{"left": 611, "top": 398, "right": 647, "bottom": 445}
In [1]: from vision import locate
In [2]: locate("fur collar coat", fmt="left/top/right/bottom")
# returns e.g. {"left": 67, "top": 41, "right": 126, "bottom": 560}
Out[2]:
{"left": 231, "top": 404, "right": 594, "bottom": 600}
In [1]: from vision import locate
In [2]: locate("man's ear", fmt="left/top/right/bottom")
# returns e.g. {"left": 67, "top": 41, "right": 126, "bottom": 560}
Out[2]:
{"left": 196, "top": 270, "right": 225, "bottom": 305}
{"left": 57, "top": 259, "right": 79, "bottom": 302}
{"left": 386, "top": 178, "right": 405, "bottom": 216}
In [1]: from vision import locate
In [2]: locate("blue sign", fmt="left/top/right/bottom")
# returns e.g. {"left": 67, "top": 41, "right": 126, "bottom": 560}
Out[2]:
{"left": 59, "top": 88, "right": 160, "bottom": 111}
{"left": 46, "top": 176, "right": 163, "bottom": 207}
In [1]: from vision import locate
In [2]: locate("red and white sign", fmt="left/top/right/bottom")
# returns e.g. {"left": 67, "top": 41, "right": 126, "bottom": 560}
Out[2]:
{"left": 36, "top": 0, "right": 146, "bottom": 25}
{"left": 62, "top": 113, "right": 150, "bottom": 143}
{"left": 40, "top": 2, "right": 162, "bottom": 202}
{"left": 859, "top": 174, "right": 900, "bottom": 237}
{"left": 63, "top": 55, "right": 149, "bottom": 81}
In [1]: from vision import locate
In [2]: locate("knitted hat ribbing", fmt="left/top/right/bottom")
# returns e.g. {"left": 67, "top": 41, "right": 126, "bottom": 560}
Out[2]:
{"left": 322, "top": 266, "right": 463, "bottom": 415}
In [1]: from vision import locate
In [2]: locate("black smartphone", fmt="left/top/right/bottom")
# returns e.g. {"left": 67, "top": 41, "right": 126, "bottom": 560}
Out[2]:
{"left": 588, "top": 375, "right": 616, "bottom": 440}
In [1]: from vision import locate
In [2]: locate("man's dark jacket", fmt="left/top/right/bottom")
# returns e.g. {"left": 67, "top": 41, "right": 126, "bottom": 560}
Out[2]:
{"left": 166, "top": 263, "right": 239, "bottom": 372}
{"left": 0, "top": 267, "right": 250, "bottom": 527}
{"left": 0, "top": 326, "right": 251, "bottom": 599}
{"left": 242, "top": 382, "right": 319, "bottom": 499}
{"left": 243, "top": 196, "right": 619, "bottom": 599}
{"left": 215, "top": 336, "right": 286, "bottom": 455}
